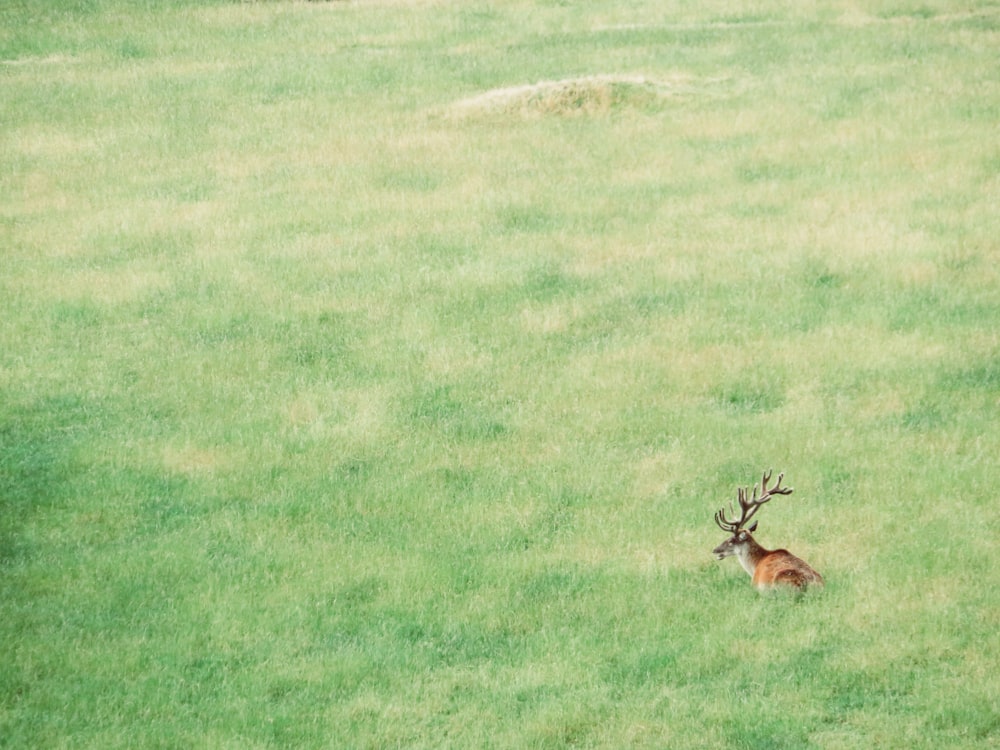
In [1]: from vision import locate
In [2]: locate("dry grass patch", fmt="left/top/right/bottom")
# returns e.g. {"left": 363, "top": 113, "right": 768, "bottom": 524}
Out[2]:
{"left": 447, "top": 74, "right": 701, "bottom": 119}
{"left": 162, "top": 443, "right": 232, "bottom": 476}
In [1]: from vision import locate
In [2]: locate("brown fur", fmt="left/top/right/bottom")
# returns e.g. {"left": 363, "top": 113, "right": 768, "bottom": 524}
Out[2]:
{"left": 751, "top": 547, "right": 824, "bottom": 591}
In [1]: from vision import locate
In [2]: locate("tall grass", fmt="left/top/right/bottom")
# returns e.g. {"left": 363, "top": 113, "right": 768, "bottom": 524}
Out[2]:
{"left": 2, "top": 0, "right": 999, "bottom": 747}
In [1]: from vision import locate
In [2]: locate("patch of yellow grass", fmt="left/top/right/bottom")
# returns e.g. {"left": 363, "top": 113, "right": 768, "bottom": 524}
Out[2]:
{"left": 26, "top": 268, "right": 171, "bottom": 306}
{"left": 162, "top": 443, "right": 230, "bottom": 476}
{"left": 2, "top": 54, "right": 78, "bottom": 66}
{"left": 519, "top": 301, "right": 581, "bottom": 335}
{"left": 12, "top": 128, "right": 99, "bottom": 158}
{"left": 631, "top": 449, "right": 682, "bottom": 499}
{"left": 446, "top": 74, "right": 699, "bottom": 119}
{"left": 285, "top": 393, "right": 323, "bottom": 428}
{"left": 421, "top": 340, "right": 492, "bottom": 377}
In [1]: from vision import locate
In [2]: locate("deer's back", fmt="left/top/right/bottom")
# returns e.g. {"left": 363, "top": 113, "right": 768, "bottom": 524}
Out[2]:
{"left": 752, "top": 549, "right": 824, "bottom": 591}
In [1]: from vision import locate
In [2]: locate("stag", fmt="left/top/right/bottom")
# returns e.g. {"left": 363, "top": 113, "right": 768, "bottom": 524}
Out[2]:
{"left": 712, "top": 470, "right": 823, "bottom": 591}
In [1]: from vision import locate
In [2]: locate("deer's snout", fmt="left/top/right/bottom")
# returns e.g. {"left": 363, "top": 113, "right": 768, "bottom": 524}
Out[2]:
{"left": 712, "top": 540, "right": 733, "bottom": 559}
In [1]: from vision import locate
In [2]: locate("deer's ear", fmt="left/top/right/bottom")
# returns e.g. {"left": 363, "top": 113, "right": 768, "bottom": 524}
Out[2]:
{"left": 748, "top": 521, "right": 758, "bottom": 532}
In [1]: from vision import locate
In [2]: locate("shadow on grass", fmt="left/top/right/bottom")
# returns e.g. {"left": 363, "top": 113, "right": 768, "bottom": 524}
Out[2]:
{"left": 0, "top": 394, "right": 97, "bottom": 566}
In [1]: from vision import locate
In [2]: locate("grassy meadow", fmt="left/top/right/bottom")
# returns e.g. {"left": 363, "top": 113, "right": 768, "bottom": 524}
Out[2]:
{"left": 2, "top": 0, "right": 999, "bottom": 746}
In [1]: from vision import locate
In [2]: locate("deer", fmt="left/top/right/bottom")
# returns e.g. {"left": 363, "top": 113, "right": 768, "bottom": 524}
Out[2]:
{"left": 712, "top": 470, "right": 824, "bottom": 592}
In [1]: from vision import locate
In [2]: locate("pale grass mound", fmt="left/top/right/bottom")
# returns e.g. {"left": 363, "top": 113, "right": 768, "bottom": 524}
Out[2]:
{"left": 447, "top": 74, "right": 695, "bottom": 118}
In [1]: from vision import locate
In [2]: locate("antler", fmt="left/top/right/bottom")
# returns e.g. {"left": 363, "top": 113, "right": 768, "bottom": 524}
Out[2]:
{"left": 714, "top": 470, "right": 793, "bottom": 534}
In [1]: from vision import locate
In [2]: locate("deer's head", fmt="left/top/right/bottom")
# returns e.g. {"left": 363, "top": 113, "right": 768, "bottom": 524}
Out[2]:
{"left": 712, "top": 470, "right": 792, "bottom": 559}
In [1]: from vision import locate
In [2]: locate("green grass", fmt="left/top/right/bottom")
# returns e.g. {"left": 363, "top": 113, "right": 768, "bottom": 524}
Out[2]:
{"left": 2, "top": 0, "right": 999, "bottom": 747}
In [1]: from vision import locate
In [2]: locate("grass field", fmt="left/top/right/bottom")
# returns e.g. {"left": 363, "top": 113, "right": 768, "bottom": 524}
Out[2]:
{"left": 2, "top": 0, "right": 999, "bottom": 747}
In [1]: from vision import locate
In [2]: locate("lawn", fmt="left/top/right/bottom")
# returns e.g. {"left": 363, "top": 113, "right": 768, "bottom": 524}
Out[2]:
{"left": 2, "top": 0, "right": 999, "bottom": 747}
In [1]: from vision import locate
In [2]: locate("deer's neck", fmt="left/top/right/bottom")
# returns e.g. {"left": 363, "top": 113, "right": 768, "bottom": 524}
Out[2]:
{"left": 736, "top": 537, "right": 770, "bottom": 578}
